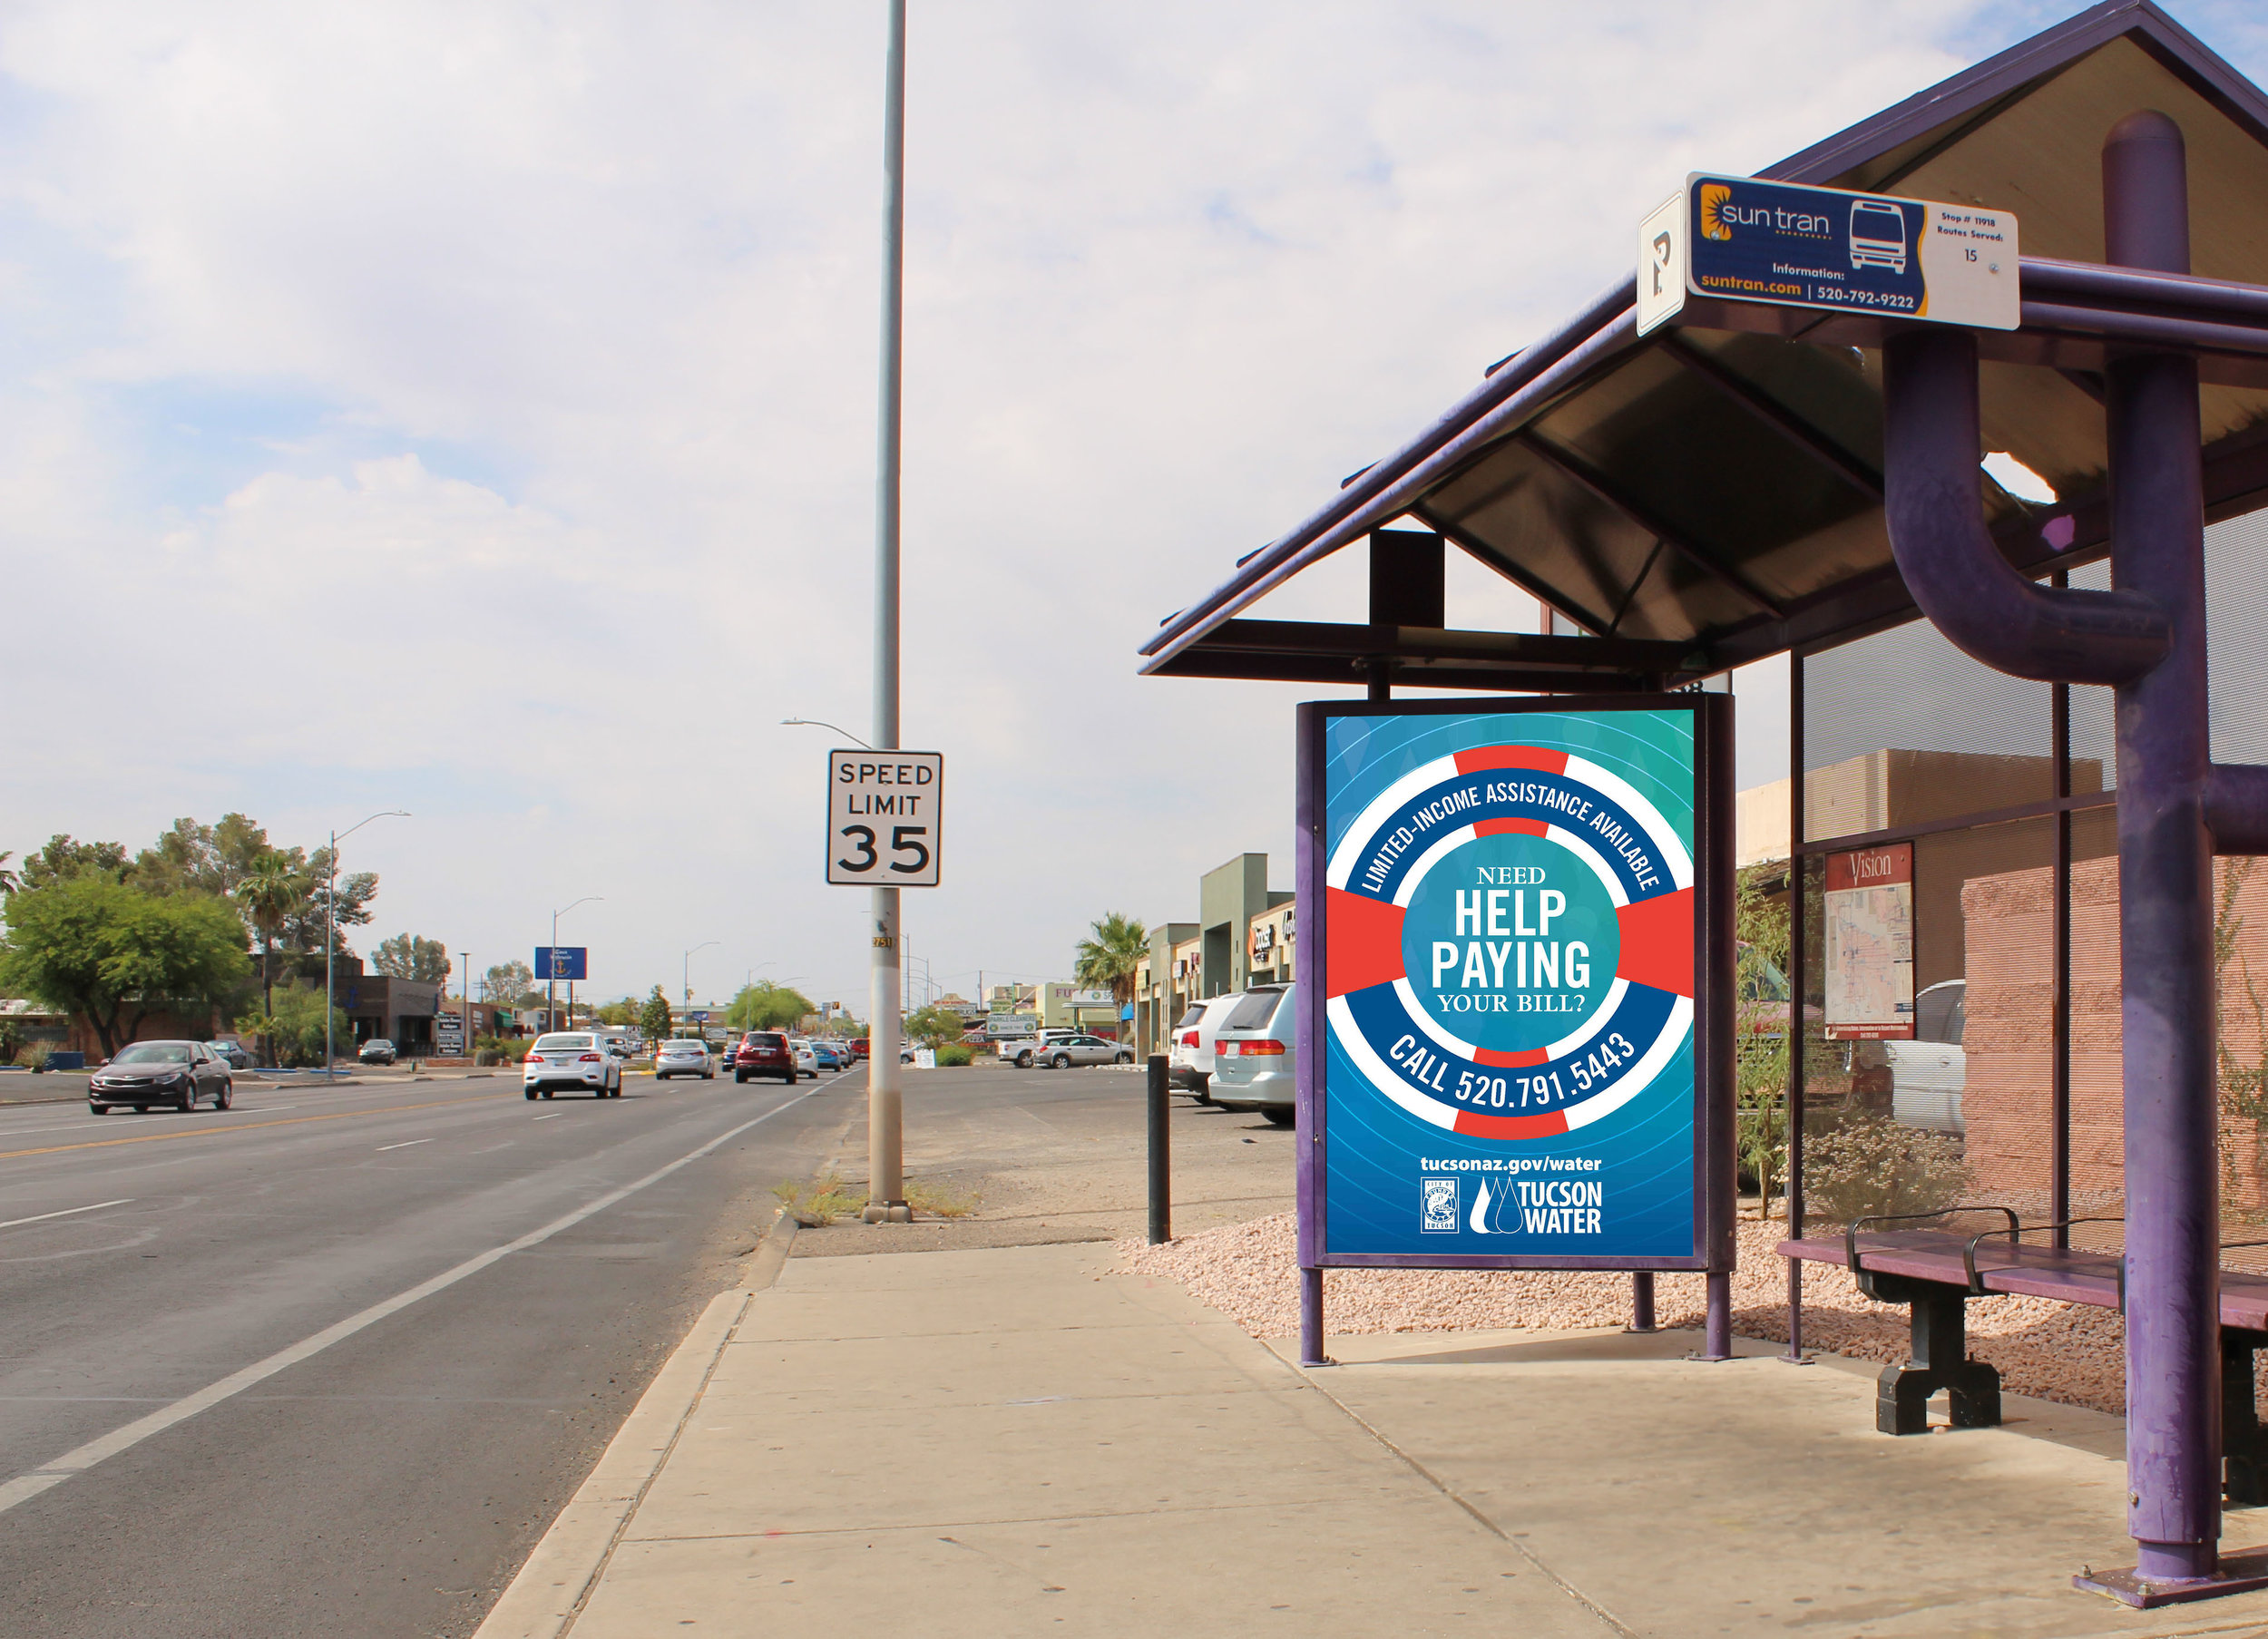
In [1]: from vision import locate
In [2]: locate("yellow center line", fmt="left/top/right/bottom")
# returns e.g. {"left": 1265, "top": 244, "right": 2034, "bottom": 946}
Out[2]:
{"left": 0, "top": 1090, "right": 523, "bottom": 1162}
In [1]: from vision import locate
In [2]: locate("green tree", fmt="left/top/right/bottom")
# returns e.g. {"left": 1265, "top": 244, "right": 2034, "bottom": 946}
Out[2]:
{"left": 727, "top": 980, "right": 814, "bottom": 1031}
{"left": 904, "top": 1004, "right": 966, "bottom": 1048}
{"left": 241, "top": 981, "right": 352, "bottom": 1068}
{"left": 371, "top": 933, "right": 452, "bottom": 982}
{"left": 1074, "top": 912, "right": 1149, "bottom": 1006}
{"left": 639, "top": 985, "right": 675, "bottom": 1042}
{"left": 593, "top": 996, "right": 638, "bottom": 1027}
{"left": 0, "top": 852, "right": 19, "bottom": 895}
{"left": 483, "top": 960, "right": 537, "bottom": 1007}
{"left": 235, "top": 852, "right": 309, "bottom": 1057}
{"left": 276, "top": 847, "right": 378, "bottom": 955}
{"left": 0, "top": 876, "right": 250, "bottom": 1058}
{"left": 135, "top": 814, "right": 274, "bottom": 899}
{"left": 18, "top": 835, "right": 131, "bottom": 890}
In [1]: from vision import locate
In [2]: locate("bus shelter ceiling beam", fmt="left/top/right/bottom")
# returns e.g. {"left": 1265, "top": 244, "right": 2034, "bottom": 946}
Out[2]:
{"left": 1658, "top": 333, "right": 1884, "bottom": 500}
{"left": 1141, "top": 645, "right": 1657, "bottom": 695}
{"left": 1513, "top": 431, "right": 1790, "bottom": 620}
{"left": 1146, "top": 617, "right": 1704, "bottom": 674}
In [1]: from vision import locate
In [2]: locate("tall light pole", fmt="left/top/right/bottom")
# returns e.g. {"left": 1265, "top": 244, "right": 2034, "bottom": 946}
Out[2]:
{"left": 684, "top": 940, "right": 719, "bottom": 1013}
{"left": 325, "top": 810, "right": 408, "bottom": 1074}
{"left": 863, "top": 0, "right": 910, "bottom": 1225}
{"left": 550, "top": 897, "right": 601, "bottom": 1031}
{"left": 461, "top": 950, "right": 472, "bottom": 1053}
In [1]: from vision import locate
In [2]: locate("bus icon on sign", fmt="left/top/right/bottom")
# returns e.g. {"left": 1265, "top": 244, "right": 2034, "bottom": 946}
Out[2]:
{"left": 1849, "top": 200, "right": 1908, "bottom": 274}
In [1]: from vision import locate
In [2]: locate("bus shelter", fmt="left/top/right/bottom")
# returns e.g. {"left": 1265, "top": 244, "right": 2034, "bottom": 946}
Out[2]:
{"left": 1140, "top": 0, "right": 2268, "bottom": 1605}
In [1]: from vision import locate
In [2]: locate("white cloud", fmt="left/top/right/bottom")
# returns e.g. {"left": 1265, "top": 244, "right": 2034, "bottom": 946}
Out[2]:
{"left": 0, "top": 1, "right": 2254, "bottom": 1010}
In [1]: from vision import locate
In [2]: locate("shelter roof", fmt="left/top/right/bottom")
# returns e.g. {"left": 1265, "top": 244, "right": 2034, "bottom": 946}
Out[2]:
{"left": 1140, "top": 2, "right": 2268, "bottom": 692}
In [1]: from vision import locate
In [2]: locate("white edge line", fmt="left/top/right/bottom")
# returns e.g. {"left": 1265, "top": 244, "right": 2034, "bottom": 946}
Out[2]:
{"left": 375, "top": 1139, "right": 433, "bottom": 1152}
{"left": 0, "top": 1086, "right": 821, "bottom": 1517}
{"left": 0, "top": 1199, "right": 132, "bottom": 1232}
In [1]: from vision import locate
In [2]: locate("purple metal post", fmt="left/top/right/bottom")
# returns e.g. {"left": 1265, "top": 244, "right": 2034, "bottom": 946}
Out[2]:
{"left": 1295, "top": 703, "right": 1329, "bottom": 1368}
{"left": 1882, "top": 109, "right": 2242, "bottom": 1594}
{"left": 1704, "top": 1272, "right": 1732, "bottom": 1360}
{"left": 2103, "top": 110, "right": 2221, "bottom": 1584}
{"left": 1630, "top": 1271, "right": 1657, "bottom": 1332}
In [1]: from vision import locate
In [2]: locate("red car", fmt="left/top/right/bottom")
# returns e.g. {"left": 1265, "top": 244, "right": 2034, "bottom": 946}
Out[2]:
{"left": 732, "top": 1030, "right": 797, "bottom": 1085}
{"left": 850, "top": 1038, "right": 871, "bottom": 1060}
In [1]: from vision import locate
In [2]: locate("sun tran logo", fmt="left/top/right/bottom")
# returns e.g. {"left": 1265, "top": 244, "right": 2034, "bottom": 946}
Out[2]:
{"left": 1700, "top": 182, "right": 1733, "bottom": 240}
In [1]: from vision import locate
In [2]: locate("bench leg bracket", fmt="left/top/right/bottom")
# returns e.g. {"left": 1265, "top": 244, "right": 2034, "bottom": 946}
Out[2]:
{"left": 1874, "top": 1284, "right": 1999, "bottom": 1436}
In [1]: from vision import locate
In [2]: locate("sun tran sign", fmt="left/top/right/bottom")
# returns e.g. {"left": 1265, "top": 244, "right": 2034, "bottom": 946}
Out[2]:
{"left": 1297, "top": 696, "right": 1731, "bottom": 1268}
{"left": 1637, "top": 172, "right": 2019, "bottom": 337}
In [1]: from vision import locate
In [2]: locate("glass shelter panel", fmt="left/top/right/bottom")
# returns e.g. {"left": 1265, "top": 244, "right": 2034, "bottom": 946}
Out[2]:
{"left": 1799, "top": 821, "right": 2055, "bottom": 1228}
{"left": 1802, "top": 617, "right": 2058, "bottom": 843}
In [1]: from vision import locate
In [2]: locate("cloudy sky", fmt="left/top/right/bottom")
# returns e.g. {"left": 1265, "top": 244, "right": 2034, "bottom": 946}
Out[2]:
{"left": 2, "top": 0, "right": 2263, "bottom": 1017}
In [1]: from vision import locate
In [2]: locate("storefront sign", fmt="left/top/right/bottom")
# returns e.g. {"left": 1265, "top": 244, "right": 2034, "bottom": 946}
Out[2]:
{"left": 1302, "top": 697, "right": 1725, "bottom": 1265}
{"left": 1823, "top": 842, "right": 1914, "bottom": 1039}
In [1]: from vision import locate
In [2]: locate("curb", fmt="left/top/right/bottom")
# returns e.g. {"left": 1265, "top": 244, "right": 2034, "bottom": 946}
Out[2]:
{"left": 471, "top": 1212, "right": 800, "bottom": 1639}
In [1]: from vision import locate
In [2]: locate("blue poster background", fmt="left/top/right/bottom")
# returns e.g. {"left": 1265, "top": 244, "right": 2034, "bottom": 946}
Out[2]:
{"left": 1321, "top": 707, "right": 1698, "bottom": 1260}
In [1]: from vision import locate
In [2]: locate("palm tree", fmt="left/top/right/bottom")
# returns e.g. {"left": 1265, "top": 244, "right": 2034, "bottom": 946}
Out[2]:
{"left": 0, "top": 852, "right": 18, "bottom": 894}
{"left": 236, "top": 852, "right": 308, "bottom": 1061}
{"left": 1073, "top": 912, "right": 1149, "bottom": 1012}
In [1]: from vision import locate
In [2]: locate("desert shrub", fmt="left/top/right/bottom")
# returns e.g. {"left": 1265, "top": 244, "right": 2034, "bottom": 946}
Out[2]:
{"left": 15, "top": 1041, "right": 53, "bottom": 1069}
{"left": 934, "top": 1043, "right": 973, "bottom": 1067}
{"left": 1804, "top": 1112, "right": 1971, "bottom": 1226}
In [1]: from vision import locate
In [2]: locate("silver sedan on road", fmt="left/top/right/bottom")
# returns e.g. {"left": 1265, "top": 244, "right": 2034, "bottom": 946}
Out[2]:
{"left": 1032, "top": 1034, "right": 1134, "bottom": 1069}
{"left": 652, "top": 1039, "right": 717, "bottom": 1080}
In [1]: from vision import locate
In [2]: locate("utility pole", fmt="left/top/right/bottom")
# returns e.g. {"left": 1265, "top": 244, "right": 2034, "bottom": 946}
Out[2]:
{"left": 461, "top": 950, "right": 471, "bottom": 1052}
{"left": 325, "top": 810, "right": 407, "bottom": 1074}
{"left": 863, "top": 0, "right": 910, "bottom": 1224}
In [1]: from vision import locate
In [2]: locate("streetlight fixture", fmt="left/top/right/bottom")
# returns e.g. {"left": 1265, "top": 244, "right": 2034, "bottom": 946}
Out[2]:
{"left": 549, "top": 896, "right": 602, "bottom": 1031}
{"left": 780, "top": 717, "right": 873, "bottom": 749}
{"left": 325, "top": 810, "right": 409, "bottom": 1074}
{"left": 684, "top": 940, "right": 719, "bottom": 1011}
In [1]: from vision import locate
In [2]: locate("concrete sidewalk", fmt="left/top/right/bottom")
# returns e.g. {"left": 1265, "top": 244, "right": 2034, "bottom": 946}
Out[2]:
{"left": 478, "top": 1238, "right": 2268, "bottom": 1639}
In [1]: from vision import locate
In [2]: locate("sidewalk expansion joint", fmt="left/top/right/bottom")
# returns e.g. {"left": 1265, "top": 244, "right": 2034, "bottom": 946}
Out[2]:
{"left": 1294, "top": 1371, "right": 1638, "bottom": 1639}
{"left": 625, "top": 1496, "right": 1391, "bottom": 1543}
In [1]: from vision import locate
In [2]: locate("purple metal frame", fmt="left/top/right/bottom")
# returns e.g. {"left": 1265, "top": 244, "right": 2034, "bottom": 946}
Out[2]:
{"left": 1884, "top": 111, "right": 2268, "bottom": 1602}
{"left": 1293, "top": 692, "right": 1736, "bottom": 1359}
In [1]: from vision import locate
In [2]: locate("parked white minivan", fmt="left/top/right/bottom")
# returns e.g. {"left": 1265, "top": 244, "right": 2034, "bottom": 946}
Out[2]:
{"left": 1207, "top": 984, "right": 1295, "bottom": 1126}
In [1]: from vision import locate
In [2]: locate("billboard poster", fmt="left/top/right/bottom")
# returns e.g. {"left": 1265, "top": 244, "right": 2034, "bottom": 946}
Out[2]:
{"left": 1301, "top": 696, "right": 1727, "bottom": 1269}
{"left": 1823, "top": 843, "right": 1914, "bottom": 1039}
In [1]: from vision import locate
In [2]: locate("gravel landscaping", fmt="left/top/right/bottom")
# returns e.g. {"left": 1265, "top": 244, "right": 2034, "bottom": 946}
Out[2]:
{"left": 1124, "top": 1212, "right": 2157, "bottom": 1417}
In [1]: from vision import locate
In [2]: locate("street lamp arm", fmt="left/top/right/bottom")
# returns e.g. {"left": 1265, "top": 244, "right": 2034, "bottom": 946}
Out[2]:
{"left": 781, "top": 717, "right": 874, "bottom": 750}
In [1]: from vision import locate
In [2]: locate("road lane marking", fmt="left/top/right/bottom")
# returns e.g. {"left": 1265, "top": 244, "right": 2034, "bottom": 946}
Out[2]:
{"left": 0, "top": 1199, "right": 132, "bottom": 1231}
{"left": 0, "top": 1093, "right": 515, "bottom": 1163}
{"left": 0, "top": 1084, "right": 820, "bottom": 1516}
{"left": 376, "top": 1139, "right": 432, "bottom": 1152}
{"left": 532, "top": 1114, "right": 560, "bottom": 1122}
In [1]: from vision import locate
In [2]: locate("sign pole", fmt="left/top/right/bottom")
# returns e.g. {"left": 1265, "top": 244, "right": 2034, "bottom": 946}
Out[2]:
{"left": 865, "top": 0, "right": 909, "bottom": 1224}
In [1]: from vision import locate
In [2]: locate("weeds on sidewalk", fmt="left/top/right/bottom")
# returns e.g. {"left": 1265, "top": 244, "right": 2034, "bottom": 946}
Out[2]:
{"left": 905, "top": 1177, "right": 980, "bottom": 1218}
{"left": 771, "top": 1174, "right": 867, "bottom": 1226}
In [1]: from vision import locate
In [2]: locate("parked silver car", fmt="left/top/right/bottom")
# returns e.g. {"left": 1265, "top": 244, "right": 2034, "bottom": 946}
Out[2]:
{"left": 1032, "top": 1033, "right": 1133, "bottom": 1069}
{"left": 653, "top": 1039, "right": 718, "bottom": 1080}
{"left": 1208, "top": 984, "right": 1295, "bottom": 1125}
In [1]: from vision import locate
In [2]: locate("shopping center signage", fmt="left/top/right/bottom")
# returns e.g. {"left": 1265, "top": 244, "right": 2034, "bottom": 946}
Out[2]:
{"left": 1299, "top": 697, "right": 1727, "bottom": 1266}
{"left": 1637, "top": 173, "right": 2019, "bottom": 337}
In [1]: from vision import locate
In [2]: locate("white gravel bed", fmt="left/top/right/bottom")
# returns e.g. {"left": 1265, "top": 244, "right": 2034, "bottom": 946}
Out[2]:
{"left": 1121, "top": 1212, "right": 2156, "bottom": 1418}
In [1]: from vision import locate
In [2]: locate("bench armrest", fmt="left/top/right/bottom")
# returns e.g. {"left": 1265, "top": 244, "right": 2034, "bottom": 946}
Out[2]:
{"left": 1962, "top": 1215, "right": 2126, "bottom": 1293}
{"left": 1846, "top": 1205, "right": 2019, "bottom": 1276}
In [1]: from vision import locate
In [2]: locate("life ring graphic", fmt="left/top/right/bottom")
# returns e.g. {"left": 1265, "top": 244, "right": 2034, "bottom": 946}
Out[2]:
{"left": 1325, "top": 745, "right": 1693, "bottom": 1140}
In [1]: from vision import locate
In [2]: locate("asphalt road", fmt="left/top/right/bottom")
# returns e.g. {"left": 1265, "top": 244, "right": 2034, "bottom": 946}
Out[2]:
{"left": 0, "top": 1063, "right": 855, "bottom": 1639}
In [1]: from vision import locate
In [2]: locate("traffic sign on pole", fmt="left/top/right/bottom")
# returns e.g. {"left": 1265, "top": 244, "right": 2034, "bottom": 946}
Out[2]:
{"left": 1637, "top": 172, "right": 2018, "bottom": 337}
{"left": 826, "top": 749, "right": 943, "bottom": 887}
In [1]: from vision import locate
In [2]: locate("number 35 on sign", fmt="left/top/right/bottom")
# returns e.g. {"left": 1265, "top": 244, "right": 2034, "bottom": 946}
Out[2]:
{"left": 826, "top": 750, "right": 943, "bottom": 887}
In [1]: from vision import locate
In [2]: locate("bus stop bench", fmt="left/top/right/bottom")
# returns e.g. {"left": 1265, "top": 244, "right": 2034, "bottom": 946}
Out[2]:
{"left": 1778, "top": 1215, "right": 2268, "bottom": 1503}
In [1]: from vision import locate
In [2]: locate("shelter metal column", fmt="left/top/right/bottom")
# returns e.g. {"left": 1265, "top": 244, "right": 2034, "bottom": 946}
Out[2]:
{"left": 2104, "top": 110, "right": 2220, "bottom": 1581}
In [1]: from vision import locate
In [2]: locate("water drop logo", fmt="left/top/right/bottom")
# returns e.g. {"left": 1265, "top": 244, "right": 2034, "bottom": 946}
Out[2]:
{"left": 1700, "top": 182, "right": 1734, "bottom": 241}
{"left": 1466, "top": 1176, "right": 1520, "bottom": 1234}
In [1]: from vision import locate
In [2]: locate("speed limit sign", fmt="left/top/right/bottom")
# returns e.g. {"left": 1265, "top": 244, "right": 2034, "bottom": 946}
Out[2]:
{"left": 826, "top": 749, "right": 943, "bottom": 887}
